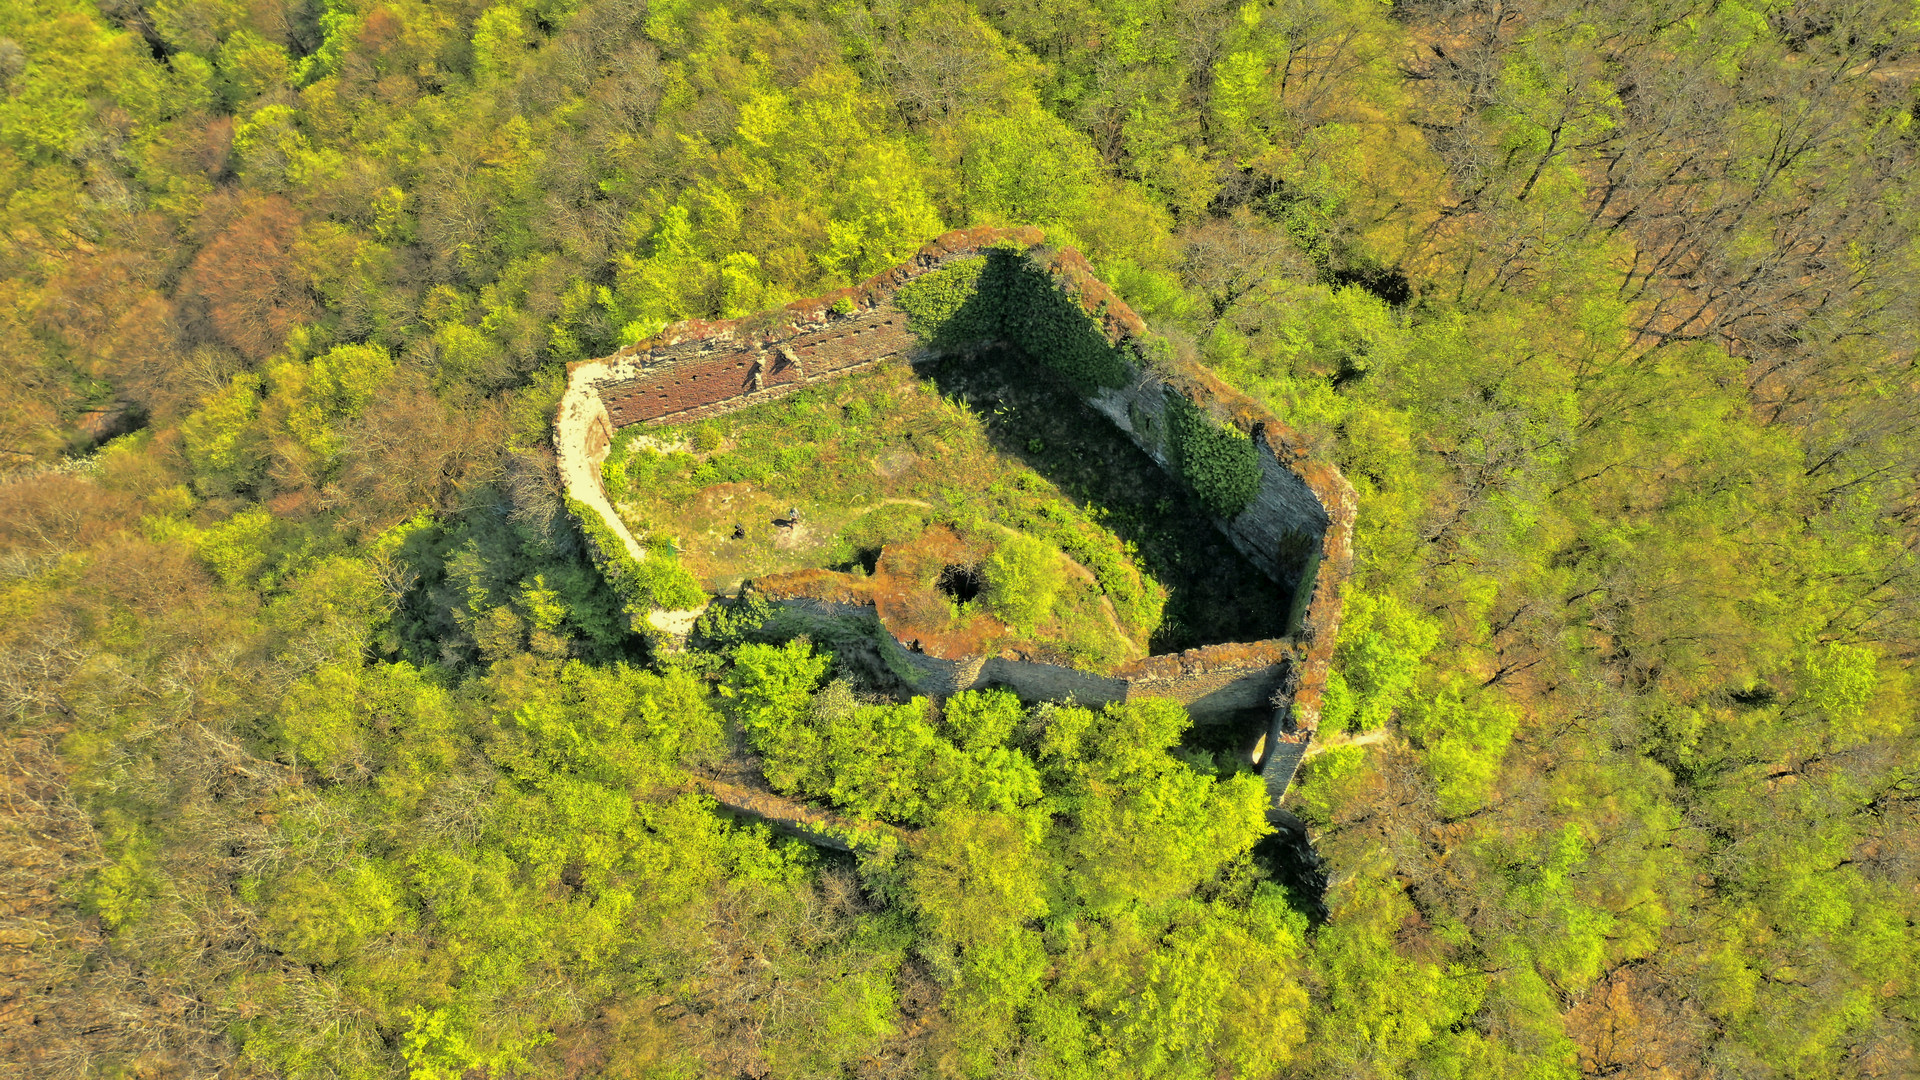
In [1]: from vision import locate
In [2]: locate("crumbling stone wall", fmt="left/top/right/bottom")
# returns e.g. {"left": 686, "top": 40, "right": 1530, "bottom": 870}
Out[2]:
{"left": 556, "top": 226, "right": 1353, "bottom": 803}
{"left": 758, "top": 570, "right": 1297, "bottom": 723}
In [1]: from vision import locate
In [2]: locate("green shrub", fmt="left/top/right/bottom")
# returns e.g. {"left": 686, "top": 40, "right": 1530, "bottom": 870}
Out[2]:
{"left": 1325, "top": 589, "right": 1440, "bottom": 732}
{"left": 983, "top": 533, "right": 1065, "bottom": 630}
{"left": 693, "top": 591, "right": 780, "bottom": 649}
{"left": 601, "top": 455, "right": 630, "bottom": 502}
{"left": 1401, "top": 682, "right": 1517, "bottom": 817}
{"left": 630, "top": 552, "right": 706, "bottom": 611}
{"left": 258, "top": 862, "right": 409, "bottom": 967}
{"left": 1290, "top": 744, "right": 1368, "bottom": 826}
{"left": 1167, "top": 392, "right": 1260, "bottom": 519}
{"left": 727, "top": 640, "right": 831, "bottom": 742}
{"left": 944, "top": 688, "right": 1026, "bottom": 751}
{"left": 565, "top": 495, "right": 705, "bottom": 616}
{"left": 192, "top": 505, "right": 280, "bottom": 586}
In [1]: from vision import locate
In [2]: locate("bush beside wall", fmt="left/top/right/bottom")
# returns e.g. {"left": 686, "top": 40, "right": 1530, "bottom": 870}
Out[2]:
{"left": 565, "top": 495, "right": 705, "bottom": 618}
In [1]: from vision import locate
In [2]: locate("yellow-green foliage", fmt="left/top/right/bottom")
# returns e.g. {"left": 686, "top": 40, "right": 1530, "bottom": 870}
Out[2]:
{"left": 182, "top": 374, "right": 268, "bottom": 491}
{"left": 1037, "top": 698, "right": 1271, "bottom": 914}
{"left": 256, "top": 862, "right": 411, "bottom": 967}
{"left": 943, "top": 688, "right": 1025, "bottom": 750}
{"left": 192, "top": 505, "right": 279, "bottom": 586}
{"left": 15, "top": 0, "right": 1920, "bottom": 1075}
{"left": 180, "top": 343, "right": 394, "bottom": 494}
{"left": 982, "top": 532, "right": 1065, "bottom": 630}
{"left": 0, "top": 0, "right": 167, "bottom": 165}
{"left": 1290, "top": 744, "right": 1368, "bottom": 826}
{"left": 1321, "top": 588, "right": 1442, "bottom": 733}
{"left": 726, "top": 645, "right": 1045, "bottom": 826}
{"left": 601, "top": 66, "right": 944, "bottom": 343}
{"left": 1402, "top": 682, "right": 1519, "bottom": 818}
{"left": 564, "top": 495, "right": 705, "bottom": 615}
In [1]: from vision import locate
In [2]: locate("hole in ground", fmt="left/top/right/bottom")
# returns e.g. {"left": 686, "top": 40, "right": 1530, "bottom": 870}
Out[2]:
{"left": 832, "top": 546, "right": 883, "bottom": 576}
{"left": 935, "top": 563, "right": 984, "bottom": 603}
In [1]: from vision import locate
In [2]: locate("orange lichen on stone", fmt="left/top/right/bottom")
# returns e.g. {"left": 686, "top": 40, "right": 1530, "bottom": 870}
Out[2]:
{"left": 867, "top": 527, "right": 1008, "bottom": 661}
{"left": 1122, "top": 639, "right": 1299, "bottom": 684}
{"left": 752, "top": 567, "right": 874, "bottom": 610}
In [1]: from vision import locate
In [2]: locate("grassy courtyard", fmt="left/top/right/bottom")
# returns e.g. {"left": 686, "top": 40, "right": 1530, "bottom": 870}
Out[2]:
{"left": 603, "top": 355, "right": 1290, "bottom": 658}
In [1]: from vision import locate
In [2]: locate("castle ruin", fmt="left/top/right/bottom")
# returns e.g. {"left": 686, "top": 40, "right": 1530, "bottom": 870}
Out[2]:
{"left": 555, "top": 227, "right": 1354, "bottom": 816}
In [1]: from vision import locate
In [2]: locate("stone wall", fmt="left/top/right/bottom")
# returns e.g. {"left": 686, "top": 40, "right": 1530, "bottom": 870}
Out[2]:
{"left": 598, "top": 304, "right": 917, "bottom": 426}
{"left": 1084, "top": 376, "right": 1330, "bottom": 595}
{"left": 751, "top": 556, "right": 1297, "bottom": 728}
{"left": 881, "top": 629, "right": 1293, "bottom": 725}
{"left": 555, "top": 226, "right": 1354, "bottom": 802}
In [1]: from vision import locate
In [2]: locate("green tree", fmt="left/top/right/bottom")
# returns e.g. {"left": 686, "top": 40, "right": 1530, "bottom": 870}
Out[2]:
{"left": 983, "top": 533, "right": 1065, "bottom": 630}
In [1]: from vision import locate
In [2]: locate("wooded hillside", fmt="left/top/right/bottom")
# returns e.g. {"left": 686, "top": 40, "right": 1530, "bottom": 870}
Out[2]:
{"left": 1, "top": 0, "right": 1914, "bottom": 1077}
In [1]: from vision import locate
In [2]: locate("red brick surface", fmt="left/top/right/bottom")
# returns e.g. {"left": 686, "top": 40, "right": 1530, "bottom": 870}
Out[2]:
{"left": 592, "top": 306, "right": 919, "bottom": 426}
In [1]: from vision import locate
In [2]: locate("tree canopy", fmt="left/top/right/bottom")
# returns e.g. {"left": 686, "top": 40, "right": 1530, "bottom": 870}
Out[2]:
{"left": 1, "top": 0, "right": 1916, "bottom": 1076}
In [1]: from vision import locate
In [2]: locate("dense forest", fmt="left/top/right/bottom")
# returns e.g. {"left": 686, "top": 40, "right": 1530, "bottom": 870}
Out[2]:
{"left": 1, "top": 0, "right": 1915, "bottom": 1076}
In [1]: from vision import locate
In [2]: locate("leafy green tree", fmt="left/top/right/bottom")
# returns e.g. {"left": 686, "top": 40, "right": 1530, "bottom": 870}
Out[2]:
{"left": 943, "top": 688, "right": 1026, "bottom": 750}
{"left": 1400, "top": 680, "right": 1518, "bottom": 818}
{"left": 1041, "top": 700, "right": 1270, "bottom": 914}
{"left": 1320, "top": 587, "right": 1441, "bottom": 733}
{"left": 255, "top": 861, "right": 411, "bottom": 968}
{"left": 983, "top": 532, "right": 1065, "bottom": 630}
{"left": 726, "top": 639, "right": 833, "bottom": 792}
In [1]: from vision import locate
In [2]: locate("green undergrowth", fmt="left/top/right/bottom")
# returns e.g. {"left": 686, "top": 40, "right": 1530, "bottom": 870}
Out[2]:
{"left": 603, "top": 358, "right": 1291, "bottom": 657}
{"left": 564, "top": 495, "right": 705, "bottom": 617}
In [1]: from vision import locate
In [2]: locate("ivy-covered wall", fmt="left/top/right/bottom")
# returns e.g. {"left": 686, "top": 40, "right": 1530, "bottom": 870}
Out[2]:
{"left": 1166, "top": 392, "right": 1262, "bottom": 519}
{"left": 895, "top": 245, "right": 1264, "bottom": 522}
{"left": 894, "top": 245, "right": 1133, "bottom": 392}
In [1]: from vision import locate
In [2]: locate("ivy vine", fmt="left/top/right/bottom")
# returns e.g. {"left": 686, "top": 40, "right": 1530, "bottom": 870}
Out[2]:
{"left": 1166, "top": 393, "right": 1260, "bottom": 519}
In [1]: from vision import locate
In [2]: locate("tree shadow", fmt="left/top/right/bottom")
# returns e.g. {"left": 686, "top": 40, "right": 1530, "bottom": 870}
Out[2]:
{"left": 920, "top": 345, "right": 1292, "bottom": 654}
